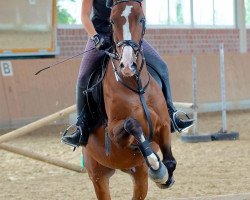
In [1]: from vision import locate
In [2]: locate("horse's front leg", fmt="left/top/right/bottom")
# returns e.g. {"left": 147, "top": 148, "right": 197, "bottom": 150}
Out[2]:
{"left": 83, "top": 149, "right": 115, "bottom": 200}
{"left": 123, "top": 164, "right": 148, "bottom": 200}
{"left": 123, "top": 118, "right": 172, "bottom": 187}
{"left": 156, "top": 125, "right": 177, "bottom": 189}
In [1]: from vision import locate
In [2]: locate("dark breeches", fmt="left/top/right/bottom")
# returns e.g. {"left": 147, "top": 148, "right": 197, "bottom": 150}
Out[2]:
{"left": 77, "top": 36, "right": 176, "bottom": 114}
{"left": 142, "top": 40, "right": 175, "bottom": 111}
{"left": 77, "top": 34, "right": 111, "bottom": 89}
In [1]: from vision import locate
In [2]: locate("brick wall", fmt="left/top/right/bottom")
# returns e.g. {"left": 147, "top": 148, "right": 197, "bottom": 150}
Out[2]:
{"left": 57, "top": 28, "right": 88, "bottom": 58}
{"left": 144, "top": 29, "right": 240, "bottom": 55}
{"left": 57, "top": 28, "right": 246, "bottom": 57}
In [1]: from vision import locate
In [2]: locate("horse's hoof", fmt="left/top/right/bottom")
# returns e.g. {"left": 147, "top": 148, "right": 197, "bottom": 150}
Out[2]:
{"left": 156, "top": 176, "right": 175, "bottom": 189}
{"left": 148, "top": 162, "right": 168, "bottom": 184}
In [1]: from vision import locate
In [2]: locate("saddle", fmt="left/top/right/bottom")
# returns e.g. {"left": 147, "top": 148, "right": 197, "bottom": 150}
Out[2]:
{"left": 86, "top": 55, "right": 163, "bottom": 126}
{"left": 85, "top": 55, "right": 109, "bottom": 126}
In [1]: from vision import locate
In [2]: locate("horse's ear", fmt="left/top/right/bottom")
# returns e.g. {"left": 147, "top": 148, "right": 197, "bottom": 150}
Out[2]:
{"left": 106, "top": 0, "right": 113, "bottom": 8}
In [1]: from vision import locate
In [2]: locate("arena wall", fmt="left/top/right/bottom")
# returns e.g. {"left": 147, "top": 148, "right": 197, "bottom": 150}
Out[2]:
{"left": 1, "top": 51, "right": 250, "bottom": 129}
{"left": 1, "top": 27, "right": 250, "bottom": 128}
{"left": 0, "top": 58, "right": 79, "bottom": 128}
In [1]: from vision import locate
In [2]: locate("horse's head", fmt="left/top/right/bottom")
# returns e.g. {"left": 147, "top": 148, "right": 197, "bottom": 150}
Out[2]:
{"left": 110, "top": 0, "right": 145, "bottom": 77}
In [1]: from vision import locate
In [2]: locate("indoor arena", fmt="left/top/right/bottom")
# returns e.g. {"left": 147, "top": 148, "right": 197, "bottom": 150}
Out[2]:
{"left": 1, "top": 0, "right": 250, "bottom": 199}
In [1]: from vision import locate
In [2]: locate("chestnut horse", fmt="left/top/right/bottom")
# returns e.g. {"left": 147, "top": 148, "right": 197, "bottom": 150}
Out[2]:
{"left": 83, "top": 0, "right": 176, "bottom": 199}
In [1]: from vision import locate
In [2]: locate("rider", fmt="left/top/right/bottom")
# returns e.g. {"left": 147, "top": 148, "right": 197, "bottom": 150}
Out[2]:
{"left": 61, "top": 0, "right": 194, "bottom": 148}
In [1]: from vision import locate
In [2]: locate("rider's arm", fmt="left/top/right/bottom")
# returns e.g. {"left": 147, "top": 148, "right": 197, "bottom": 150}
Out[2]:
{"left": 81, "top": 0, "right": 97, "bottom": 37}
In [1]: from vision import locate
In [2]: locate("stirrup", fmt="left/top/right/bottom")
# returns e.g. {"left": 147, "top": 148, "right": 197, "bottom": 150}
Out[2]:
{"left": 171, "top": 111, "right": 194, "bottom": 133}
{"left": 61, "top": 124, "right": 83, "bottom": 150}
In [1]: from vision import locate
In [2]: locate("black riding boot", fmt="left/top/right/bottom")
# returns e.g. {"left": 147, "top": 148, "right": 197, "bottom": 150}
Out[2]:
{"left": 167, "top": 104, "right": 194, "bottom": 133}
{"left": 147, "top": 65, "right": 194, "bottom": 133}
{"left": 61, "top": 87, "right": 97, "bottom": 147}
{"left": 161, "top": 74, "right": 194, "bottom": 133}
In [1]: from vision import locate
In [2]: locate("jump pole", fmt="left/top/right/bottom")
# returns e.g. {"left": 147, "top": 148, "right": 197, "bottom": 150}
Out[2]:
{"left": 210, "top": 44, "right": 239, "bottom": 141}
{"left": 192, "top": 54, "right": 198, "bottom": 135}
{"left": 181, "top": 54, "right": 212, "bottom": 142}
{"left": 181, "top": 45, "right": 239, "bottom": 142}
{"left": 0, "top": 105, "right": 85, "bottom": 173}
{"left": 0, "top": 143, "right": 85, "bottom": 173}
{"left": 0, "top": 105, "right": 76, "bottom": 144}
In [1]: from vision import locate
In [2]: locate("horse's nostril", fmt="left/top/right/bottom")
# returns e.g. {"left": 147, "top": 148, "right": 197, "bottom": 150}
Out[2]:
{"left": 132, "top": 62, "right": 137, "bottom": 69}
{"left": 120, "top": 63, "right": 125, "bottom": 68}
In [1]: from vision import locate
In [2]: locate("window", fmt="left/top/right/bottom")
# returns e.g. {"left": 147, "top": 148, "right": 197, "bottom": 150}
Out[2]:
{"left": 169, "top": 0, "right": 191, "bottom": 25}
{"left": 193, "top": 0, "right": 214, "bottom": 25}
{"left": 57, "top": 0, "right": 81, "bottom": 25}
{"left": 214, "top": 0, "right": 234, "bottom": 26}
{"left": 193, "top": 0, "right": 234, "bottom": 26}
{"left": 146, "top": 0, "right": 235, "bottom": 27}
{"left": 146, "top": 0, "right": 168, "bottom": 25}
{"left": 57, "top": 0, "right": 236, "bottom": 28}
{"left": 246, "top": 0, "right": 250, "bottom": 26}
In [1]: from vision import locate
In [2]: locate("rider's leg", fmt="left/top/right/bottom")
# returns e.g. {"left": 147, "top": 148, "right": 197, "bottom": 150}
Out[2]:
{"left": 61, "top": 86, "right": 98, "bottom": 147}
{"left": 142, "top": 39, "right": 194, "bottom": 132}
{"left": 61, "top": 34, "right": 110, "bottom": 147}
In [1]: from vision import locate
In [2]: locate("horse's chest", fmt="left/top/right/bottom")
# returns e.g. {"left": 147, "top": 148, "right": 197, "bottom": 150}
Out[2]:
{"left": 107, "top": 95, "right": 143, "bottom": 110}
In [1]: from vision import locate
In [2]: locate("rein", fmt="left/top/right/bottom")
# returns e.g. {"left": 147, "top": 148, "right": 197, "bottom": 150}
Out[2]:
{"left": 110, "top": 55, "right": 154, "bottom": 142}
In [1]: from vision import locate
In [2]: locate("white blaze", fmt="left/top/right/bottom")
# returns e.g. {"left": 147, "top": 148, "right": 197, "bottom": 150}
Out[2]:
{"left": 121, "top": 5, "right": 134, "bottom": 72}
{"left": 121, "top": 5, "right": 133, "bottom": 40}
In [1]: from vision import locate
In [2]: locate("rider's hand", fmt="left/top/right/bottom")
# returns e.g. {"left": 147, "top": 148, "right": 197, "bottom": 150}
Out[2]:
{"left": 91, "top": 34, "right": 111, "bottom": 50}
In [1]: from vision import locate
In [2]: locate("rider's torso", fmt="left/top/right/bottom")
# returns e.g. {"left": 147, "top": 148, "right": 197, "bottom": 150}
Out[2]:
{"left": 92, "top": 0, "right": 112, "bottom": 33}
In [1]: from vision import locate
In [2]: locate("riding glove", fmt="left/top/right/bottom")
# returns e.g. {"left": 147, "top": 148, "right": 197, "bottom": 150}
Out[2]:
{"left": 91, "top": 34, "right": 111, "bottom": 50}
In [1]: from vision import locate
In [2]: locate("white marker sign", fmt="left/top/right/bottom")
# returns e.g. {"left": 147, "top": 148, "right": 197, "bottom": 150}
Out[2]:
{"left": 1, "top": 61, "right": 13, "bottom": 76}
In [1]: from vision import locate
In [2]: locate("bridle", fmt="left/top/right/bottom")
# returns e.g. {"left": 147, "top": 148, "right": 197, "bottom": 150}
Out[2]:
{"left": 110, "top": 16, "right": 146, "bottom": 81}
{"left": 107, "top": 0, "right": 154, "bottom": 142}
{"left": 109, "top": 0, "right": 146, "bottom": 77}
